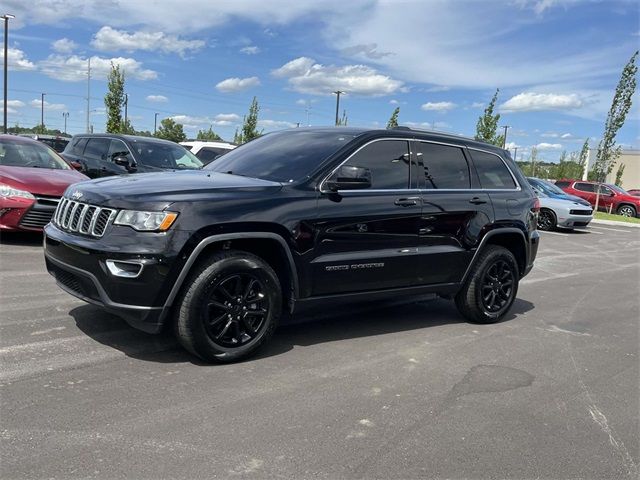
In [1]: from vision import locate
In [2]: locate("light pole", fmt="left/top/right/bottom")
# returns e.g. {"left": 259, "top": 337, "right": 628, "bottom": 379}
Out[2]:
{"left": 332, "top": 90, "right": 345, "bottom": 126}
{"left": 2, "top": 14, "right": 15, "bottom": 134}
{"left": 62, "top": 112, "right": 69, "bottom": 134}
{"left": 124, "top": 93, "right": 128, "bottom": 125}
{"left": 501, "top": 125, "right": 510, "bottom": 148}
{"left": 154, "top": 112, "right": 159, "bottom": 134}
{"left": 513, "top": 146, "right": 518, "bottom": 161}
{"left": 41, "top": 93, "right": 46, "bottom": 131}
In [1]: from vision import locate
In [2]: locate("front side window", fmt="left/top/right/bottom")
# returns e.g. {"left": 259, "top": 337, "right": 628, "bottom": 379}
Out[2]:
{"left": 417, "top": 142, "right": 470, "bottom": 189}
{"left": 337, "top": 140, "right": 410, "bottom": 189}
{"left": 108, "top": 139, "right": 130, "bottom": 161}
{"left": 471, "top": 150, "right": 516, "bottom": 189}
{"left": 131, "top": 141, "right": 202, "bottom": 170}
{"left": 574, "top": 182, "right": 595, "bottom": 193}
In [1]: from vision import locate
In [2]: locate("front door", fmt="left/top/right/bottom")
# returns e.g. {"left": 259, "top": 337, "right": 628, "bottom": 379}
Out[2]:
{"left": 310, "top": 139, "right": 422, "bottom": 296}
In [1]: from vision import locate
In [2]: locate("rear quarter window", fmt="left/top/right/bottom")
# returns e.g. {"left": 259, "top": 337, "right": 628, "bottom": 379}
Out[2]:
{"left": 470, "top": 150, "right": 517, "bottom": 189}
{"left": 554, "top": 181, "right": 570, "bottom": 188}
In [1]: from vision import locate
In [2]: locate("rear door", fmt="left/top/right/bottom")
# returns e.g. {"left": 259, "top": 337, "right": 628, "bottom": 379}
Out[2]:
{"left": 83, "top": 138, "right": 112, "bottom": 177}
{"left": 414, "top": 141, "right": 494, "bottom": 285}
{"left": 311, "top": 138, "right": 422, "bottom": 296}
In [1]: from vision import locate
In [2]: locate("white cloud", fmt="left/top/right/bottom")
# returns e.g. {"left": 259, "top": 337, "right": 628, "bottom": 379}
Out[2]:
{"left": 51, "top": 38, "right": 77, "bottom": 54}
{"left": 541, "top": 132, "right": 559, "bottom": 138}
{"left": 403, "top": 121, "right": 452, "bottom": 131}
{"left": 424, "top": 85, "right": 450, "bottom": 93}
{"left": 91, "top": 26, "right": 205, "bottom": 57}
{"left": 169, "top": 114, "right": 209, "bottom": 130}
{"left": 536, "top": 142, "right": 563, "bottom": 150}
{"left": 272, "top": 56, "right": 403, "bottom": 96}
{"left": 214, "top": 113, "right": 241, "bottom": 122}
{"left": 240, "top": 46, "right": 260, "bottom": 55}
{"left": 501, "top": 92, "right": 584, "bottom": 112}
{"left": 0, "top": 48, "right": 36, "bottom": 71}
{"left": 504, "top": 142, "right": 520, "bottom": 150}
{"left": 471, "top": 102, "right": 485, "bottom": 108}
{"left": 560, "top": 133, "right": 572, "bottom": 138}
{"left": 38, "top": 55, "right": 157, "bottom": 82}
{"left": 146, "top": 95, "right": 168, "bottom": 103}
{"left": 341, "top": 43, "right": 393, "bottom": 59}
{"left": 7, "top": 100, "right": 25, "bottom": 108}
{"left": 421, "top": 101, "right": 456, "bottom": 112}
{"left": 258, "top": 119, "right": 296, "bottom": 129}
{"left": 389, "top": 99, "right": 399, "bottom": 105}
{"left": 215, "top": 76, "right": 261, "bottom": 93}
{"left": 29, "top": 99, "right": 67, "bottom": 111}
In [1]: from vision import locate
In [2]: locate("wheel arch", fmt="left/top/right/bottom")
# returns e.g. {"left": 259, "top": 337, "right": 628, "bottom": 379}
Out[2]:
{"left": 616, "top": 202, "right": 637, "bottom": 215}
{"left": 160, "top": 232, "right": 299, "bottom": 322}
{"left": 461, "top": 228, "right": 528, "bottom": 282}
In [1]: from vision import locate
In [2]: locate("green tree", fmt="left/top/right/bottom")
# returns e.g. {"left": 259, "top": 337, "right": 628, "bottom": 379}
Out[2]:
{"left": 236, "top": 96, "right": 262, "bottom": 144}
{"left": 336, "top": 109, "right": 348, "bottom": 126}
{"left": 592, "top": 51, "right": 638, "bottom": 182}
{"left": 196, "top": 127, "right": 223, "bottom": 141}
{"left": 104, "top": 63, "right": 126, "bottom": 133}
{"left": 614, "top": 163, "right": 625, "bottom": 186}
{"left": 386, "top": 107, "right": 400, "bottom": 129}
{"left": 121, "top": 119, "right": 136, "bottom": 135}
{"left": 474, "top": 89, "right": 504, "bottom": 146}
{"left": 154, "top": 118, "right": 186, "bottom": 143}
{"left": 577, "top": 138, "right": 589, "bottom": 179}
{"left": 232, "top": 128, "right": 242, "bottom": 144}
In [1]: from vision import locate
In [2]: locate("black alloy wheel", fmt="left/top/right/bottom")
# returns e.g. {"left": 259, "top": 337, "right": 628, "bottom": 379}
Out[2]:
{"left": 480, "top": 260, "right": 515, "bottom": 314}
{"left": 617, "top": 205, "right": 636, "bottom": 218}
{"left": 203, "top": 274, "right": 269, "bottom": 348}
{"left": 537, "top": 209, "right": 556, "bottom": 231}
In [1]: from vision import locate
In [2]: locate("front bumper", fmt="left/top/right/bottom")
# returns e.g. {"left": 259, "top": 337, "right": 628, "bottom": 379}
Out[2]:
{"left": 557, "top": 212, "right": 593, "bottom": 229}
{"left": 44, "top": 223, "right": 191, "bottom": 333}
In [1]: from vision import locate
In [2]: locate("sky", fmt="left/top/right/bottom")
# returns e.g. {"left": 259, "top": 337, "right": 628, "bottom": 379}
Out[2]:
{"left": 1, "top": 0, "right": 639, "bottom": 162}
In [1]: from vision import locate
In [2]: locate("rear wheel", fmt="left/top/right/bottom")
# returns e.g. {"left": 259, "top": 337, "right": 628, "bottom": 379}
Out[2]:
{"left": 537, "top": 208, "right": 556, "bottom": 231}
{"left": 175, "top": 250, "right": 281, "bottom": 363}
{"left": 455, "top": 245, "right": 519, "bottom": 324}
{"left": 617, "top": 204, "right": 636, "bottom": 218}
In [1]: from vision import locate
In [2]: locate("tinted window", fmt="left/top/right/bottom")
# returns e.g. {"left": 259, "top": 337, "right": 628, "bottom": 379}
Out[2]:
{"left": 182, "top": 145, "right": 193, "bottom": 151}
{"left": 108, "top": 139, "right": 130, "bottom": 160}
{"left": 574, "top": 182, "right": 595, "bottom": 193}
{"left": 339, "top": 140, "right": 410, "bottom": 189}
{"left": 84, "top": 138, "right": 111, "bottom": 159}
{"left": 417, "top": 142, "right": 470, "bottom": 189}
{"left": 208, "top": 130, "right": 361, "bottom": 182}
{"left": 598, "top": 185, "right": 612, "bottom": 195}
{"left": 131, "top": 141, "right": 202, "bottom": 170}
{"left": 554, "top": 181, "right": 570, "bottom": 188}
{"left": 70, "top": 137, "right": 88, "bottom": 155}
{"left": 196, "top": 147, "right": 229, "bottom": 164}
{"left": 471, "top": 150, "right": 516, "bottom": 189}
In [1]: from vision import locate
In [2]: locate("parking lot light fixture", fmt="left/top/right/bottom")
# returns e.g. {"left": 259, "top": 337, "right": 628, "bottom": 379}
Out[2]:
{"left": 2, "top": 13, "right": 15, "bottom": 134}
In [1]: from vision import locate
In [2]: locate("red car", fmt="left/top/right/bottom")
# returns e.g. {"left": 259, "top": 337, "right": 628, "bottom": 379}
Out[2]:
{"left": 0, "top": 135, "right": 88, "bottom": 232}
{"left": 555, "top": 179, "right": 640, "bottom": 217}
{"left": 627, "top": 189, "right": 640, "bottom": 197}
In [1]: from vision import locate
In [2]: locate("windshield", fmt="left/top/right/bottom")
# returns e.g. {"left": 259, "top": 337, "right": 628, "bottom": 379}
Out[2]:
{"left": 0, "top": 139, "right": 70, "bottom": 170}
{"left": 206, "top": 130, "right": 360, "bottom": 182}
{"left": 530, "top": 178, "right": 565, "bottom": 195}
{"left": 130, "top": 141, "right": 203, "bottom": 170}
{"left": 607, "top": 184, "right": 628, "bottom": 195}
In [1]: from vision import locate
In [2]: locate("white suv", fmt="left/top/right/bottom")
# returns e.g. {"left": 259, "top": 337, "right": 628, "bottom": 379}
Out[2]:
{"left": 180, "top": 141, "right": 236, "bottom": 165}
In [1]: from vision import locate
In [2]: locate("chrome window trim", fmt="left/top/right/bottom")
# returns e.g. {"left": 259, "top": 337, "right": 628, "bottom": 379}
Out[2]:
{"left": 107, "top": 137, "right": 136, "bottom": 163}
{"left": 318, "top": 137, "right": 417, "bottom": 193}
{"left": 466, "top": 146, "right": 522, "bottom": 191}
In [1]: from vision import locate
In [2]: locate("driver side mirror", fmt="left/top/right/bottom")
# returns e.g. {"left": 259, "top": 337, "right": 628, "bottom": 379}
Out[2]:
{"left": 325, "top": 165, "right": 372, "bottom": 191}
{"left": 113, "top": 155, "right": 137, "bottom": 172}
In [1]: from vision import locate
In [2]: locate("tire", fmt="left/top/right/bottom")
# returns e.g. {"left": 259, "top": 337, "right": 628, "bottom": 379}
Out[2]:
{"left": 175, "top": 250, "right": 282, "bottom": 363}
{"left": 537, "top": 208, "right": 556, "bottom": 231}
{"left": 455, "top": 245, "right": 519, "bottom": 324}
{"left": 617, "top": 204, "right": 636, "bottom": 218}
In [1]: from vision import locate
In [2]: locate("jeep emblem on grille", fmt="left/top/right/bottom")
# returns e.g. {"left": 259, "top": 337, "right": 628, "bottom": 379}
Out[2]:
{"left": 71, "top": 191, "right": 83, "bottom": 200}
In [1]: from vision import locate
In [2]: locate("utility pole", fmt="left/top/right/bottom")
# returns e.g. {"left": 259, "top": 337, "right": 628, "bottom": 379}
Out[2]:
{"left": 85, "top": 57, "right": 91, "bottom": 133}
{"left": 62, "top": 112, "right": 69, "bottom": 134}
{"left": 124, "top": 93, "right": 128, "bottom": 124}
{"left": 154, "top": 112, "right": 159, "bottom": 134}
{"left": 501, "top": 125, "right": 510, "bottom": 148}
{"left": 2, "top": 14, "right": 14, "bottom": 134}
{"left": 513, "top": 146, "right": 518, "bottom": 161}
{"left": 332, "top": 90, "right": 345, "bottom": 126}
{"left": 40, "top": 93, "right": 45, "bottom": 130}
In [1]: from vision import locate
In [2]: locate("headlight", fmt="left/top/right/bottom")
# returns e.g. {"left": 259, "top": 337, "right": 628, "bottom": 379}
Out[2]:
{"left": 114, "top": 210, "right": 178, "bottom": 231}
{"left": 0, "top": 183, "right": 35, "bottom": 200}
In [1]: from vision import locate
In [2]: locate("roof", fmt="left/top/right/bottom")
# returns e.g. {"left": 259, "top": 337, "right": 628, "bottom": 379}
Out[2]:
{"left": 69, "top": 133, "right": 179, "bottom": 145}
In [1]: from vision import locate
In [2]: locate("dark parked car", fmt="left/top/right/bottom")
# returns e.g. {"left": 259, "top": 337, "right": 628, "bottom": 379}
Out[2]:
{"left": 44, "top": 127, "right": 539, "bottom": 362}
{"left": 61, "top": 134, "right": 202, "bottom": 178}
{"left": 0, "top": 135, "right": 88, "bottom": 232}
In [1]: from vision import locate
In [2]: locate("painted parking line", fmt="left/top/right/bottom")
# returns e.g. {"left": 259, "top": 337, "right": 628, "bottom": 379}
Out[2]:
{"left": 540, "top": 230, "right": 569, "bottom": 236}
{"left": 589, "top": 225, "right": 634, "bottom": 233}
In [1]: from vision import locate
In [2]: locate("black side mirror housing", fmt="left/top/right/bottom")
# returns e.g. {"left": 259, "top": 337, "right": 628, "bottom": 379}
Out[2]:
{"left": 325, "top": 165, "right": 372, "bottom": 191}
{"left": 114, "top": 156, "right": 137, "bottom": 172}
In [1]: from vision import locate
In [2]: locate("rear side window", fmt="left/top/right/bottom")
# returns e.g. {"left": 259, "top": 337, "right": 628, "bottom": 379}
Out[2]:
{"left": 416, "top": 142, "right": 470, "bottom": 189}
{"left": 196, "top": 147, "right": 229, "bottom": 164}
{"left": 84, "top": 138, "right": 111, "bottom": 159}
{"left": 574, "top": 182, "right": 595, "bottom": 193}
{"left": 471, "top": 150, "right": 517, "bottom": 189}
{"left": 555, "top": 181, "right": 570, "bottom": 188}
{"left": 70, "top": 137, "right": 88, "bottom": 155}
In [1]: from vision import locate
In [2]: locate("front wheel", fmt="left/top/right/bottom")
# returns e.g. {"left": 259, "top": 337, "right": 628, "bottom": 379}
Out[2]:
{"left": 455, "top": 245, "right": 519, "bottom": 324}
{"left": 175, "top": 250, "right": 282, "bottom": 363}
{"left": 617, "top": 204, "right": 636, "bottom": 218}
{"left": 537, "top": 208, "right": 556, "bottom": 231}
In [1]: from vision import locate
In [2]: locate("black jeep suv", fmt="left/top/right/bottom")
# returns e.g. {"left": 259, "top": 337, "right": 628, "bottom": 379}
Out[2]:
{"left": 61, "top": 134, "right": 202, "bottom": 178}
{"left": 44, "top": 127, "right": 539, "bottom": 362}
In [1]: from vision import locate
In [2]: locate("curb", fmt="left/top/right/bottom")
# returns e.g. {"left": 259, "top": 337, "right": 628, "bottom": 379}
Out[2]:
{"left": 591, "top": 218, "right": 640, "bottom": 228}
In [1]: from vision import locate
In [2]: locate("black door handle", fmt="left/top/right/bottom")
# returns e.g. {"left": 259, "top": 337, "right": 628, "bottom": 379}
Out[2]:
{"left": 395, "top": 197, "right": 419, "bottom": 207}
{"left": 469, "top": 197, "right": 487, "bottom": 205}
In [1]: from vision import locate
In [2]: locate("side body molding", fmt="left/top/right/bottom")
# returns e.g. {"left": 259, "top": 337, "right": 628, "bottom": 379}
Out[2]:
{"left": 160, "top": 232, "right": 299, "bottom": 320}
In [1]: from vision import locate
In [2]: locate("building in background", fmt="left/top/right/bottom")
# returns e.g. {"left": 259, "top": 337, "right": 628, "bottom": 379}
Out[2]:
{"left": 584, "top": 149, "right": 640, "bottom": 189}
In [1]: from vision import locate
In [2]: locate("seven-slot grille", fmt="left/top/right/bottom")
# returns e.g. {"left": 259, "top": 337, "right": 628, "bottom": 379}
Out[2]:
{"left": 53, "top": 198, "right": 116, "bottom": 237}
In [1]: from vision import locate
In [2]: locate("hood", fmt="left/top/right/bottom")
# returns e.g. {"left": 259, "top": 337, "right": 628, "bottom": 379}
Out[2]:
{"left": 539, "top": 196, "right": 592, "bottom": 210}
{"left": 551, "top": 192, "right": 591, "bottom": 206}
{"left": 63, "top": 170, "right": 283, "bottom": 207}
{"left": 0, "top": 165, "right": 89, "bottom": 197}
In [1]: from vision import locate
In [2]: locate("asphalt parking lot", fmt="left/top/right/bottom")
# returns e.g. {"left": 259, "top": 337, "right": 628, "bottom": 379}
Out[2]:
{"left": 1, "top": 225, "right": 638, "bottom": 479}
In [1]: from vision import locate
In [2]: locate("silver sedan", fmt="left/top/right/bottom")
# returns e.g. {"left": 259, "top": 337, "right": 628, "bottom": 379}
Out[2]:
{"left": 536, "top": 192, "right": 594, "bottom": 231}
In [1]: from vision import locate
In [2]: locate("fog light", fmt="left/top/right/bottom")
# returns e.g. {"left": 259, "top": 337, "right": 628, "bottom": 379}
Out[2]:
{"left": 105, "top": 260, "right": 143, "bottom": 278}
